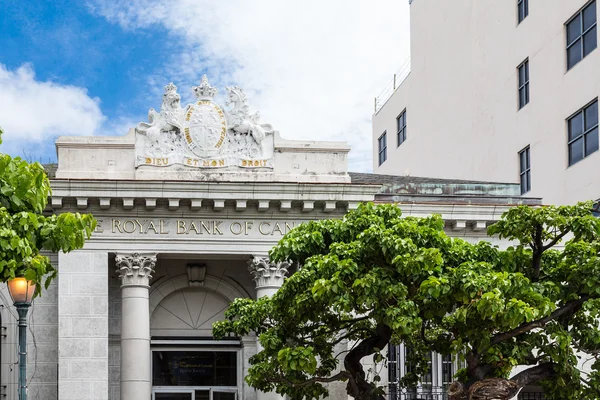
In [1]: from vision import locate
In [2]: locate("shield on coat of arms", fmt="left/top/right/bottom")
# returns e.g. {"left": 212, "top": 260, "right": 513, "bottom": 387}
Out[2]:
{"left": 183, "top": 101, "right": 228, "bottom": 157}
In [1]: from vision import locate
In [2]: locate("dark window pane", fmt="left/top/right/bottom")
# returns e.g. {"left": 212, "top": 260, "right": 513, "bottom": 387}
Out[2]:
{"left": 152, "top": 351, "right": 237, "bottom": 387}
{"left": 518, "top": 65, "right": 525, "bottom": 85}
{"left": 521, "top": 173, "right": 529, "bottom": 194}
{"left": 213, "top": 393, "right": 236, "bottom": 400}
{"left": 583, "top": 1, "right": 597, "bottom": 31}
{"left": 569, "top": 136, "right": 585, "bottom": 164}
{"left": 584, "top": 26, "right": 597, "bottom": 56}
{"left": 585, "top": 101, "right": 599, "bottom": 129}
{"left": 569, "top": 112, "right": 584, "bottom": 141}
{"left": 568, "top": 40, "right": 583, "bottom": 69}
{"left": 586, "top": 127, "right": 599, "bottom": 155}
{"left": 517, "top": 1, "right": 525, "bottom": 22}
{"left": 155, "top": 394, "right": 193, "bottom": 400}
{"left": 524, "top": 61, "right": 529, "bottom": 81}
{"left": 525, "top": 83, "right": 530, "bottom": 104}
{"left": 567, "top": 15, "right": 582, "bottom": 45}
{"left": 195, "top": 392, "right": 210, "bottom": 400}
{"left": 519, "top": 88, "right": 527, "bottom": 109}
{"left": 526, "top": 148, "right": 530, "bottom": 168}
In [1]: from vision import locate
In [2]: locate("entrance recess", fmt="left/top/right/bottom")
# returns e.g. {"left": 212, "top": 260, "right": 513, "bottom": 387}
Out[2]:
{"left": 152, "top": 350, "right": 238, "bottom": 400}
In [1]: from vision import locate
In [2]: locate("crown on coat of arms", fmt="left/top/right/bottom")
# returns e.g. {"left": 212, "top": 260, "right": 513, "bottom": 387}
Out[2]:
{"left": 193, "top": 75, "right": 217, "bottom": 100}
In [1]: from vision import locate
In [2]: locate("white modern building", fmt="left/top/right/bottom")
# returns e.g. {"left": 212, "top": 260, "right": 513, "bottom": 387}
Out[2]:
{"left": 373, "top": 0, "right": 599, "bottom": 206}
{"left": 0, "top": 76, "right": 539, "bottom": 400}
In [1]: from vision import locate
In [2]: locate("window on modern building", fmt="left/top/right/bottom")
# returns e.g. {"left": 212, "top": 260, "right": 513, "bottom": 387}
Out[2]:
{"left": 566, "top": 0, "right": 597, "bottom": 70}
{"left": 518, "top": 59, "right": 530, "bottom": 109}
{"left": 518, "top": 0, "right": 529, "bottom": 23}
{"left": 519, "top": 146, "right": 531, "bottom": 194}
{"left": 378, "top": 132, "right": 387, "bottom": 166}
{"left": 568, "top": 99, "right": 599, "bottom": 166}
{"left": 397, "top": 110, "right": 407, "bottom": 146}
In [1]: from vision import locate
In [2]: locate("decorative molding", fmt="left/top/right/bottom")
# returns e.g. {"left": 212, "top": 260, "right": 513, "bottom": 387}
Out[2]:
{"left": 76, "top": 197, "right": 88, "bottom": 209}
{"left": 186, "top": 263, "right": 207, "bottom": 287}
{"left": 213, "top": 200, "right": 225, "bottom": 211}
{"left": 115, "top": 252, "right": 157, "bottom": 287}
{"left": 248, "top": 257, "right": 290, "bottom": 289}
{"left": 145, "top": 198, "right": 157, "bottom": 210}
{"left": 51, "top": 197, "right": 63, "bottom": 209}
{"left": 258, "top": 200, "right": 270, "bottom": 212}
{"left": 302, "top": 201, "right": 314, "bottom": 212}
{"left": 123, "top": 198, "right": 134, "bottom": 210}
{"left": 324, "top": 201, "right": 337, "bottom": 213}
{"left": 99, "top": 198, "right": 111, "bottom": 209}
{"left": 236, "top": 200, "right": 247, "bottom": 211}
{"left": 168, "top": 198, "right": 180, "bottom": 210}
{"left": 191, "top": 199, "right": 203, "bottom": 211}
{"left": 280, "top": 201, "right": 292, "bottom": 212}
{"left": 452, "top": 220, "right": 467, "bottom": 231}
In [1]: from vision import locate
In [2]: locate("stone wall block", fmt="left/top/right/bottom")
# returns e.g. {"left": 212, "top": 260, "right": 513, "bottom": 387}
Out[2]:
{"left": 59, "top": 251, "right": 109, "bottom": 400}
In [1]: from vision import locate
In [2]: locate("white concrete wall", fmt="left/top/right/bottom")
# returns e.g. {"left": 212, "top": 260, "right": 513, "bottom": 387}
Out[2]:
{"left": 58, "top": 251, "right": 109, "bottom": 400}
{"left": 373, "top": 0, "right": 600, "bottom": 205}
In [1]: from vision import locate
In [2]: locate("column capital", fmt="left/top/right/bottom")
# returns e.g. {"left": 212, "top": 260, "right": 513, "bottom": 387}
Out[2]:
{"left": 248, "top": 257, "right": 289, "bottom": 290}
{"left": 115, "top": 252, "right": 157, "bottom": 288}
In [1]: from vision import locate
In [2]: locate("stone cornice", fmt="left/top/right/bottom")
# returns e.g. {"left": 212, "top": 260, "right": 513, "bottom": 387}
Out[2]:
{"left": 49, "top": 179, "right": 379, "bottom": 212}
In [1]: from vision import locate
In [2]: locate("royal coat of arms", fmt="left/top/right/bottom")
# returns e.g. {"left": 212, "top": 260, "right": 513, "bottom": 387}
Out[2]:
{"left": 135, "top": 75, "right": 274, "bottom": 169}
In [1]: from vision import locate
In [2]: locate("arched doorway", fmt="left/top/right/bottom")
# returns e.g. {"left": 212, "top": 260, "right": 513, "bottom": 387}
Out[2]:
{"left": 149, "top": 274, "right": 250, "bottom": 400}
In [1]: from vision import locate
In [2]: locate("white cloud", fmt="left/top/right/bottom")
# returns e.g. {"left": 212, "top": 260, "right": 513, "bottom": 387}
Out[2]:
{"left": 90, "top": 0, "right": 410, "bottom": 172}
{"left": 0, "top": 63, "right": 105, "bottom": 143}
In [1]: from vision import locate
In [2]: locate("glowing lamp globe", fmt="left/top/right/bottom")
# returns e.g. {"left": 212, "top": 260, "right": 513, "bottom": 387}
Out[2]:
{"left": 7, "top": 277, "right": 35, "bottom": 304}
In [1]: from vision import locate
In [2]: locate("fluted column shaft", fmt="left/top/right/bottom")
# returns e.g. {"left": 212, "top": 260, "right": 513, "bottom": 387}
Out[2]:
{"left": 249, "top": 256, "right": 290, "bottom": 400}
{"left": 115, "top": 252, "right": 157, "bottom": 400}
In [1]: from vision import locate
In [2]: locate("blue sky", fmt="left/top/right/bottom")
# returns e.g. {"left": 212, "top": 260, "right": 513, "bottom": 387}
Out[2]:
{"left": 0, "top": 0, "right": 410, "bottom": 170}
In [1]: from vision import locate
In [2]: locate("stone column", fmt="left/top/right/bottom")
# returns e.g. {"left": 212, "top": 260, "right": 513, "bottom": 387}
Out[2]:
{"left": 248, "top": 257, "right": 290, "bottom": 400}
{"left": 115, "top": 252, "right": 157, "bottom": 400}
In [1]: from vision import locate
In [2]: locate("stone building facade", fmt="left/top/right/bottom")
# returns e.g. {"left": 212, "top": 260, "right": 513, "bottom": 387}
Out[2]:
{"left": 0, "top": 77, "right": 538, "bottom": 400}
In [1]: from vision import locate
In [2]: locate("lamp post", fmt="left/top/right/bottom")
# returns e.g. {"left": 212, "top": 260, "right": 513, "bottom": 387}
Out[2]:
{"left": 7, "top": 277, "right": 35, "bottom": 400}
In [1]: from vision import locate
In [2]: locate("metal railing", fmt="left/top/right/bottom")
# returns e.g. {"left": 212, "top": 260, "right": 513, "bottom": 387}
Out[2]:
{"left": 388, "top": 386, "right": 449, "bottom": 400}
{"left": 374, "top": 58, "right": 411, "bottom": 114}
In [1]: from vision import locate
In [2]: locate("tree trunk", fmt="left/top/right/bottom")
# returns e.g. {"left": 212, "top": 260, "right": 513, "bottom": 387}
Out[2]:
{"left": 344, "top": 323, "right": 391, "bottom": 400}
{"left": 449, "top": 379, "right": 520, "bottom": 400}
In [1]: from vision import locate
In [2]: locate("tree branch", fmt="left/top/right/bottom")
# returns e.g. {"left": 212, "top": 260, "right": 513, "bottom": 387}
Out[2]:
{"left": 491, "top": 296, "right": 590, "bottom": 346}
{"left": 510, "top": 362, "right": 556, "bottom": 387}
{"left": 542, "top": 230, "right": 569, "bottom": 252}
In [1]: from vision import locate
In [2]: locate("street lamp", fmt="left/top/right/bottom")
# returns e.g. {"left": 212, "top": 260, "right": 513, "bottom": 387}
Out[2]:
{"left": 7, "top": 277, "right": 35, "bottom": 400}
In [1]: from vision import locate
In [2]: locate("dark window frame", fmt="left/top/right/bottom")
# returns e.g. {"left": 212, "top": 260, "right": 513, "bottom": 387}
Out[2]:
{"left": 518, "top": 59, "right": 530, "bottom": 109}
{"left": 568, "top": 99, "right": 599, "bottom": 166}
{"left": 396, "top": 109, "right": 407, "bottom": 147}
{"left": 378, "top": 131, "right": 387, "bottom": 166}
{"left": 519, "top": 146, "right": 531, "bottom": 194}
{"left": 566, "top": 0, "right": 597, "bottom": 70}
{"left": 518, "top": 0, "right": 529, "bottom": 24}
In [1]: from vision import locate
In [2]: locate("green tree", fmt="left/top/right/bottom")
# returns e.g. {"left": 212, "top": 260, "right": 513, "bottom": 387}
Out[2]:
{"left": 213, "top": 202, "right": 600, "bottom": 400}
{"left": 0, "top": 128, "right": 95, "bottom": 295}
